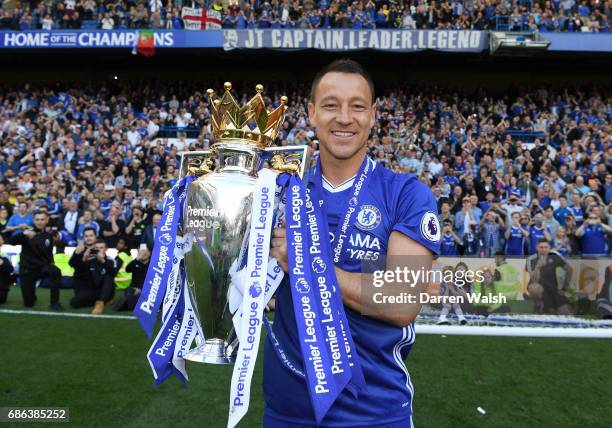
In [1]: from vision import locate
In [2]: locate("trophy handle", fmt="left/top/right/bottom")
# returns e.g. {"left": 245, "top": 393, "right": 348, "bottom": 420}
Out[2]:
{"left": 178, "top": 150, "right": 213, "bottom": 179}
{"left": 263, "top": 145, "right": 310, "bottom": 179}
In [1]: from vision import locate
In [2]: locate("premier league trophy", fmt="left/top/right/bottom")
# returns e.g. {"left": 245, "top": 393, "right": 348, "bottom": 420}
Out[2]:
{"left": 180, "top": 83, "right": 307, "bottom": 364}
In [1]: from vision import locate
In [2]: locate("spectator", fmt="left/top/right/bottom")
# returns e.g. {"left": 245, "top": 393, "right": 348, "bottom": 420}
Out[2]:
{"left": 505, "top": 212, "right": 530, "bottom": 256}
{"left": 529, "top": 213, "right": 553, "bottom": 254}
{"left": 0, "top": 205, "right": 10, "bottom": 240}
{"left": 125, "top": 206, "right": 147, "bottom": 249}
{"left": 554, "top": 195, "right": 571, "bottom": 226}
{"left": 480, "top": 210, "right": 505, "bottom": 257}
{"left": 61, "top": 199, "right": 80, "bottom": 245}
{"left": 569, "top": 193, "right": 585, "bottom": 226}
{"left": 141, "top": 212, "right": 161, "bottom": 251}
{"left": 76, "top": 209, "right": 100, "bottom": 240}
{"left": 5, "top": 202, "right": 33, "bottom": 237}
{"left": 576, "top": 213, "right": 612, "bottom": 256}
{"left": 101, "top": 204, "right": 126, "bottom": 248}
{"left": 542, "top": 205, "right": 561, "bottom": 236}
{"left": 552, "top": 226, "right": 572, "bottom": 256}
{"left": 440, "top": 219, "right": 461, "bottom": 255}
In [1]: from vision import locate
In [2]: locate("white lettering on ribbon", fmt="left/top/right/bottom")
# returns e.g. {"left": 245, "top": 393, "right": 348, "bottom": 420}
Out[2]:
{"left": 227, "top": 169, "right": 277, "bottom": 428}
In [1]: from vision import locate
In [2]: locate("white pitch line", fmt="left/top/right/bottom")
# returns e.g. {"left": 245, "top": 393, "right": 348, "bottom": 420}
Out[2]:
{"left": 415, "top": 324, "right": 612, "bottom": 339}
{"left": 0, "top": 308, "right": 136, "bottom": 320}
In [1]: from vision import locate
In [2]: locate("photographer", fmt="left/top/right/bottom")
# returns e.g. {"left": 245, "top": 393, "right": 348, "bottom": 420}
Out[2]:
{"left": 68, "top": 227, "right": 121, "bottom": 315}
{"left": 9, "top": 211, "right": 63, "bottom": 309}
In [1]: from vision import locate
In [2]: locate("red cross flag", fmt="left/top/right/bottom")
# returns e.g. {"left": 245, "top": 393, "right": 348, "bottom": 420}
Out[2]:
{"left": 181, "top": 7, "right": 222, "bottom": 30}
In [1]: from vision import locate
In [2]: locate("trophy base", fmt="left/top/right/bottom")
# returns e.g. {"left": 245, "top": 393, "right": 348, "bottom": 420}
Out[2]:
{"left": 184, "top": 338, "right": 235, "bottom": 364}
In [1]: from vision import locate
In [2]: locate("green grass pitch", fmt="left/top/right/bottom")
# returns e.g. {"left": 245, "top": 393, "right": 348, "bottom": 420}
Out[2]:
{"left": 1, "top": 288, "right": 611, "bottom": 428}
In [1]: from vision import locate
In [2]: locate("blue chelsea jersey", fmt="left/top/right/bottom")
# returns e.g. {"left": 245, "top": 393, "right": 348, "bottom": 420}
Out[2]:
{"left": 263, "top": 158, "right": 441, "bottom": 427}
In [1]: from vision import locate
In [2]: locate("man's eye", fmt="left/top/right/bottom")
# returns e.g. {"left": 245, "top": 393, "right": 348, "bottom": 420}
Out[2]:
{"left": 322, "top": 104, "right": 336, "bottom": 109}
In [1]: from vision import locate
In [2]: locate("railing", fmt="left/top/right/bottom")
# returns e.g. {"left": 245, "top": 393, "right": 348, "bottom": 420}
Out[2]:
{"left": 503, "top": 130, "right": 546, "bottom": 142}
{"left": 493, "top": 15, "right": 534, "bottom": 32}
{"left": 158, "top": 126, "right": 201, "bottom": 138}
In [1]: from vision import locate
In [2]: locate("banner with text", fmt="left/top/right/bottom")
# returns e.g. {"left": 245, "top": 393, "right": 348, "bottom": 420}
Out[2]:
{"left": 222, "top": 29, "right": 488, "bottom": 52}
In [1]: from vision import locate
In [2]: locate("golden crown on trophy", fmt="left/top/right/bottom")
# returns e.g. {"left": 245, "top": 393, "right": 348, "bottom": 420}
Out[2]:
{"left": 207, "top": 82, "right": 288, "bottom": 147}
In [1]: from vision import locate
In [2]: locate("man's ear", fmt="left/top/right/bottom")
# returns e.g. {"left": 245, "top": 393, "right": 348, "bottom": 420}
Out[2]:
{"left": 369, "top": 101, "right": 376, "bottom": 129}
{"left": 307, "top": 102, "right": 316, "bottom": 127}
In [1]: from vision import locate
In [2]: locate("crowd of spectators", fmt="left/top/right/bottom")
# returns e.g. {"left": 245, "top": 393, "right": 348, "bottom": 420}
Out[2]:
{"left": 1, "top": 0, "right": 610, "bottom": 32}
{"left": 0, "top": 79, "right": 610, "bottom": 258}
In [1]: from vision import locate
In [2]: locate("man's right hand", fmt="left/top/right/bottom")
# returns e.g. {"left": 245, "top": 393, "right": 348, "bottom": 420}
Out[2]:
{"left": 82, "top": 247, "right": 92, "bottom": 260}
{"left": 23, "top": 230, "right": 36, "bottom": 239}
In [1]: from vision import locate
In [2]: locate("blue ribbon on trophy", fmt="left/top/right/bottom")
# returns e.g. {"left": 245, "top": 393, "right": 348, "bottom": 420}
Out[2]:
{"left": 134, "top": 175, "right": 195, "bottom": 338}
{"left": 134, "top": 175, "right": 205, "bottom": 385}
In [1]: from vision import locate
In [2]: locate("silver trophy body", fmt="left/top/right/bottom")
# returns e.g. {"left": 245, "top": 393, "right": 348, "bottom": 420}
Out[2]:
{"left": 178, "top": 82, "right": 307, "bottom": 365}
{"left": 183, "top": 142, "right": 260, "bottom": 364}
{"left": 180, "top": 144, "right": 308, "bottom": 365}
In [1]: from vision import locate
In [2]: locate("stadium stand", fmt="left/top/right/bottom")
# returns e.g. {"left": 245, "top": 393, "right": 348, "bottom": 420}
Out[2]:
{"left": 0, "top": 80, "right": 610, "bottom": 258}
{"left": 1, "top": 0, "right": 609, "bottom": 32}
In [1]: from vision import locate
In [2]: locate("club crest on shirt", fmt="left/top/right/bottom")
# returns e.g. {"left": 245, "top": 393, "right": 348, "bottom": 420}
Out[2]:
{"left": 356, "top": 204, "right": 382, "bottom": 231}
{"left": 421, "top": 212, "right": 441, "bottom": 242}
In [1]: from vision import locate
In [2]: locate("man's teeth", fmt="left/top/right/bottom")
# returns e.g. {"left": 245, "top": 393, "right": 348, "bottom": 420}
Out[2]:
{"left": 333, "top": 131, "right": 355, "bottom": 137}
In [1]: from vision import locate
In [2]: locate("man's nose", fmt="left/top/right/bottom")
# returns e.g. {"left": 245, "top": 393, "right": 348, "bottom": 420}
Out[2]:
{"left": 336, "top": 105, "right": 352, "bottom": 125}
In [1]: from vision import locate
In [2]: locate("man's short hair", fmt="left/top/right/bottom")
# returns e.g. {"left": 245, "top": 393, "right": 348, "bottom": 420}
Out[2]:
{"left": 537, "top": 239, "right": 550, "bottom": 246}
{"left": 310, "top": 59, "right": 375, "bottom": 104}
{"left": 83, "top": 227, "right": 97, "bottom": 236}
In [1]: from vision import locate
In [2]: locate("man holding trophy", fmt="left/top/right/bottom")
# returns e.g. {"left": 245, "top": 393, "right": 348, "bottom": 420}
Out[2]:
{"left": 266, "top": 60, "right": 441, "bottom": 427}
{"left": 135, "top": 59, "right": 440, "bottom": 428}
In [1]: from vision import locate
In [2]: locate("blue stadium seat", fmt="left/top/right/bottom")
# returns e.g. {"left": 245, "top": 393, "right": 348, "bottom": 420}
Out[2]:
{"left": 81, "top": 20, "right": 98, "bottom": 30}
{"left": 159, "top": 126, "right": 201, "bottom": 139}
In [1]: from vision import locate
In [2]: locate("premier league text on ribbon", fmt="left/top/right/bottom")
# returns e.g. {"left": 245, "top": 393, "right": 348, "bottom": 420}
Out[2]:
{"left": 304, "top": 187, "right": 345, "bottom": 376}
{"left": 232, "top": 182, "right": 274, "bottom": 409}
{"left": 140, "top": 191, "right": 177, "bottom": 316}
{"left": 288, "top": 182, "right": 334, "bottom": 397}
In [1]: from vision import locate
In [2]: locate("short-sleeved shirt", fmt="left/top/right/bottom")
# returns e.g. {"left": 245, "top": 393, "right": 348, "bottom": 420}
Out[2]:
{"left": 264, "top": 157, "right": 441, "bottom": 426}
